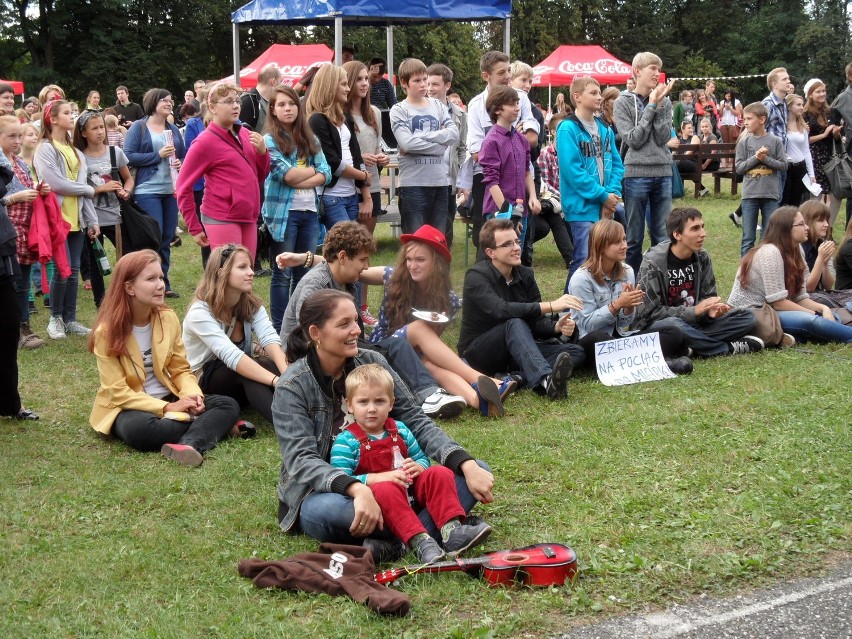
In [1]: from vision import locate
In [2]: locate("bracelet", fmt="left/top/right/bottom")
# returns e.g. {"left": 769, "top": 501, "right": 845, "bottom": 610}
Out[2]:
{"left": 609, "top": 302, "right": 617, "bottom": 315}
{"left": 548, "top": 302, "right": 553, "bottom": 314}
{"left": 304, "top": 251, "right": 314, "bottom": 268}
{"left": 271, "top": 375, "right": 279, "bottom": 387}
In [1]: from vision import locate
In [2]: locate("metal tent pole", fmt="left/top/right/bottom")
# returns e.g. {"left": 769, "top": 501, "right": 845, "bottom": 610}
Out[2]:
{"left": 503, "top": 18, "right": 510, "bottom": 56}
{"left": 232, "top": 23, "right": 241, "bottom": 88}
{"left": 387, "top": 25, "right": 394, "bottom": 90}
{"left": 335, "top": 17, "right": 343, "bottom": 64}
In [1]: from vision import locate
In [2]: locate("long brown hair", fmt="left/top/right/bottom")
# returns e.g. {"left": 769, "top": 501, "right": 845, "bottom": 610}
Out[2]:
{"left": 384, "top": 242, "right": 451, "bottom": 333}
{"left": 88, "top": 250, "right": 164, "bottom": 356}
{"left": 192, "top": 244, "right": 262, "bottom": 323}
{"left": 305, "top": 64, "right": 347, "bottom": 126}
{"left": 738, "top": 206, "right": 805, "bottom": 299}
{"left": 580, "top": 219, "right": 627, "bottom": 285}
{"left": 800, "top": 199, "right": 831, "bottom": 243}
{"left": 263, "top": 85, "right": 318, "bottom": 157}
{"left": 38, "top": 100, "right": 72, "bottom": 144}
{"left": 343, "top": 61, "right": 379, "bottom": 135}
{"left": 804, "top": 81, "right": 829, "bottom": 128}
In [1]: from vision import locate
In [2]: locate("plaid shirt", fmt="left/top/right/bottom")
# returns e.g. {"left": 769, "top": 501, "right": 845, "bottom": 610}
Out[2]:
{"left": 762, "top": 92, "right": 788, "bottom": 146}
{"left": 262, "top": 134, "right": 331, "bottom": 243}
{"left": 6, "top": 155, "right": 38, "bottom": 265}
{"left": 537, "top": 144, "right": 561, "bottom": 197}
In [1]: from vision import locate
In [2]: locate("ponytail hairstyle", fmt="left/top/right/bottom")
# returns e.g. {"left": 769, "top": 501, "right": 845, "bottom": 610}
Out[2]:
{"left": 285, "top": 289, "right": 355, "bottom": 362}
{"left": 88, "top": 250, "right": 164, "bottom": 356}
{"left": 72, "top": 109, "right": 105, "bottom": 151}
{"left": 738, "top": 206, "right": 805, "bottom": 300}
{"left": 264, "top": 85, "right": 318, "bottom": 157}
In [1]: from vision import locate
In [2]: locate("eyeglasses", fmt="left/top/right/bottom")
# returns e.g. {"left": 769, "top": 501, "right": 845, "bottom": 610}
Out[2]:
{"left": 158, "top": 97, "right": 174, "bottom": 104}
{"left": 216, "top": 98, "right": 240, "bottom": 106}
{"left": 792, "top": 222, "right": 807, "bottom": 228}
{"left": 494, "top": 239, "right": 521, "bottom": 249}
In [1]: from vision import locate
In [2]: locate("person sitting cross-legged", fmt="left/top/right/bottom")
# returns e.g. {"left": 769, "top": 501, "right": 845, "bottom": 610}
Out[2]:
{"left": 458, "top": 218, "right": 586, "bottom": 400}
{"left": 635, "top": 207, "right": 764, "bottom": 357}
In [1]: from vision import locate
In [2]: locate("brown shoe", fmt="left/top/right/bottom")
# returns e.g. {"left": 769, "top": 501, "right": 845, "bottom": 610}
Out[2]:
{"left": 19, "top": 323, "right": 45, "bottom": 350}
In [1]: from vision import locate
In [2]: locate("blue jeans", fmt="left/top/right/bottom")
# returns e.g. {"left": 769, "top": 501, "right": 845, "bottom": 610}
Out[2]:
{"left": 777, "top": 311, "right": 852, "bottom": 343}
{"left": 648, "top": 311, "right": 757, "bottom": 357}
{"left": 740, "top": 197, "right": 778, "bottom": 256}
{"left": 566, "top": 221, "right": 593, "bottom": 291}
{"left": 50, "top": 230, "right": 84, "bottom": 323}
{"left": 623, "top": 176, "right": 672, "bottom": 273}
{"left": 135, "top": 193, "right": 178, "bottom": 290}
{"left": 461, "top": 318, "right": 586, "bottom": 389}
{"left": 399, "top": 185, "right": 450, "bottom": 235}
{"left": 269, "top": 211, "right": 320, "bottom": 332}
{"left": 15, "top": 263, "right": 32, "bottom": 324}
{"left": 321, "top": 193, "right": 359, "bottom": 231}
{"left": 297, "top": 460, "right": 491, "bottom": 544}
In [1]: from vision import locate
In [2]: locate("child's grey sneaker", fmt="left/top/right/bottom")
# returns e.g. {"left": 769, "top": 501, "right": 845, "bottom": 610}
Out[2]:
{"left": 415, "top": 536, "right": 446, "bottom": 564}
{"left": 443, "top": 521, "right": 492, "bottom": 557}
{"left": 362, "top": 538, "right": 407, "bottom": 565}
{"left": 65, "top": 320, "right": 92, "bottom": 336}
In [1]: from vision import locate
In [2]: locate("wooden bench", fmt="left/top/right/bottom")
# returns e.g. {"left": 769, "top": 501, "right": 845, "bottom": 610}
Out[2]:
{"left": 672, "top": 142, "right": 739, "bottom": 196}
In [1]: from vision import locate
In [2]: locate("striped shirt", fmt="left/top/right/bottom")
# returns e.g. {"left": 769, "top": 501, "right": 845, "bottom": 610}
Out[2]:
{"left": 330, "top": 419, "right": 431, "bottom": 485}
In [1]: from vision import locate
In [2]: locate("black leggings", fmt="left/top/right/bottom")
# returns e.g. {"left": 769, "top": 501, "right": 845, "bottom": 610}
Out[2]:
{"left": 578, "top": 325, "right": 690, "bottom": 363}
{"left": 112, "top": 394, "right": 239, "bottom": 453}
{"left": 0, "top": 275, "right": 22, "bottom": 416}
{"left": 199, "top": 356, "right": 278, "bottom": 423}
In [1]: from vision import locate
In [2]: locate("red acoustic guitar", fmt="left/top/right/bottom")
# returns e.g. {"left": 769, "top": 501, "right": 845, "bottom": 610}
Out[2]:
{"left": 374, "top": 543, "right": 577, "bottom": 587}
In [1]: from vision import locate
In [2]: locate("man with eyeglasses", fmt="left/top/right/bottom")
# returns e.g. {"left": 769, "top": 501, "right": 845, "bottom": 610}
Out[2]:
{"left": 114, "top": 85, "right": 144, "bottom": 127}
{"left": 458, "top": 219, "right": 586, "bottom": 400}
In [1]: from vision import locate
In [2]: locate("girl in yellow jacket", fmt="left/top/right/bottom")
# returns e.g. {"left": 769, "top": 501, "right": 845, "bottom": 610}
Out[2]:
{"left": 88, "top": 249, "right": 239, "bottom": 466}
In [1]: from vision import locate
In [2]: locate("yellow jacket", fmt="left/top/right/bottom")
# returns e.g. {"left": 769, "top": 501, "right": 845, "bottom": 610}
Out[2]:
{"left": 89, "top": 308, "right": 203, "bottom": 434}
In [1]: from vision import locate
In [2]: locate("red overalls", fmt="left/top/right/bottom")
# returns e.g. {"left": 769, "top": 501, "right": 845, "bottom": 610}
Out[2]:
{"left": 349, "top": 419, "right": 465, "bottom": 544}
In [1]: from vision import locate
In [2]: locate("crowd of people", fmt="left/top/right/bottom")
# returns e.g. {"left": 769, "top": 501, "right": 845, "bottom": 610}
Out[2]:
{"left": 1, "top": 49, "right": 850, "bottom": 567}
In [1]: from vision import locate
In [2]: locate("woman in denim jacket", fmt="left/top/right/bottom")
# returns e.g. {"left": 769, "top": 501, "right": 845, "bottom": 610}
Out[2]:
{"left": 272, "top": 289, "right": 493, "bottom": 563}
{"left": 567, "top": 219, "right": 691, "bottom": 372}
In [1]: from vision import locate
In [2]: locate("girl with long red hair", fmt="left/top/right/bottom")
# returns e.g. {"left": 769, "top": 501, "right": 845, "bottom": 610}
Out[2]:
{"left": 88, "top": 249, "right": 239, "bottom": 466}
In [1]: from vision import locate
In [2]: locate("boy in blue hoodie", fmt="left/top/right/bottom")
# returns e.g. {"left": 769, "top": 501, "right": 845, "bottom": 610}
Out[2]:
{"left": 556, "top": 76, "right": 624, "bottom": 291}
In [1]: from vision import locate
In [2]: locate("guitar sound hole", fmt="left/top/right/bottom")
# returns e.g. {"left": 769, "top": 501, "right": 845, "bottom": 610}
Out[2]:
{"left": 502, "top": 553, "right": 528, "bottom": 564}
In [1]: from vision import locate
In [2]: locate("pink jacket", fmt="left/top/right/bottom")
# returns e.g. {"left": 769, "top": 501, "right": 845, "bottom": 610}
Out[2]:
{"left": 175, "top": 123, "right": 270, "bottom": 235}
{"left": 28, "top": 192, "right": 71, "bottom": 291}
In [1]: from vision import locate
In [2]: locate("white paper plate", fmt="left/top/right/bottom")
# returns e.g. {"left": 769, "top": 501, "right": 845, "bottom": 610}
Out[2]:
{"left": 412, "top": 309, "right": 449, "bottom": 323}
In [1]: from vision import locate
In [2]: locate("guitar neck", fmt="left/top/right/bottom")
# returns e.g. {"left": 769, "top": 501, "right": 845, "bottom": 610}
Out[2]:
{"left": 375, "top": 556, "right": 488, "bottom": 584}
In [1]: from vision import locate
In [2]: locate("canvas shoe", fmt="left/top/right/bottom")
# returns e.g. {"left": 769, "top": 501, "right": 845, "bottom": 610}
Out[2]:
{"left": 360, "top": 305, "right": 379, "bottom": 327}
{"left": 65, "top": 320, "right": 92, "bottom": 336}
{"left": 160, "top": 443, "right": 203, "bottom": 467}
{"left": 729, "top": 335, "right": 764, "bottom": 355}
{"left": 443, "top": 520, "right": 493, "bottom": 557}
{"left": 780, "top": 333, "right": 796, "bottom": 348}
{"left": 421, "top": 390, "right": 465, "bottom": 420}
{"left": 729, "top": 211, "right": 742, "bottom": 228}
{"left": 47, "top": 316, "right": 66, "bottom": 340}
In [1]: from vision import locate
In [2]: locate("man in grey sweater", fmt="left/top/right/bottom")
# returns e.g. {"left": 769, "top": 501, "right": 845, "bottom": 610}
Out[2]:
{"left": 614, "top": 51, "right": 677, "bottom": 273}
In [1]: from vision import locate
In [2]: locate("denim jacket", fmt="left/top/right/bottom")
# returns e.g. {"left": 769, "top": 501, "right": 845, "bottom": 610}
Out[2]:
{"left": 568, "top": 264, "right": 638, "bottom": 338}
{"left": 262, "top": 134, "right": 331, "bottom": 242}
{"left": 273, "top": 348, "right": 472, "bottom": 533}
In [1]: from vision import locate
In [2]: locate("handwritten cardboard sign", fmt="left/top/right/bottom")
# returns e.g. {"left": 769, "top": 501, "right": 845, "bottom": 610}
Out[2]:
{"left": 594, "top": 332, "right": 677, "bottom": 386}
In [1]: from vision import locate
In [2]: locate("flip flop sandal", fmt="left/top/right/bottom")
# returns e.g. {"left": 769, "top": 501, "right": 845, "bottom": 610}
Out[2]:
{"left": 473, "top": 375, "right": 505, "bottom": 418}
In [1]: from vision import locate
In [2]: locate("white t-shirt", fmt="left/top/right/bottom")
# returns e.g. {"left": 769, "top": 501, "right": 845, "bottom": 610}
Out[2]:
{"left": 133, "top": 323, "right": 171, "bottom": 400}
{"left": 85, "top": 146, "right": 129, "bottom": 226}
{"left": 323, "top": 123, "right": 356, "bottom": 197}
{"left": 290, "top": 156, "right": 317, "bottom": 212}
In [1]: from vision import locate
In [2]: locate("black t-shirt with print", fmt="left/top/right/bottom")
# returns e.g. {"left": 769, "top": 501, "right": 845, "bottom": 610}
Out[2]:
{"left": 666, "top": 247, "right": 698, "bottom": 308}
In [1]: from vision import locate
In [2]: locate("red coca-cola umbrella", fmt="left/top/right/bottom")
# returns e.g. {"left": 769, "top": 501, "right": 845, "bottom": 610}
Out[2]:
{"left": 218, "top": 43, "right": 334, "bottom": 89}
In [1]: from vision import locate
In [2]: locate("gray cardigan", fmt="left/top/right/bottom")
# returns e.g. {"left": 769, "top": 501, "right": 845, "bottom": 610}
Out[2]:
{"left": 33, "top": 140, "right": 97, "bottom": 229}
{"left": 272, "top": 348, "right": 473, "bottom": 533}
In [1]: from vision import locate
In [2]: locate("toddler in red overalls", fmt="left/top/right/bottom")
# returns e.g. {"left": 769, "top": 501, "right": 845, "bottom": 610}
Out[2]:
{"left": 331, "top": 364, "right": 492, "bottom": 564}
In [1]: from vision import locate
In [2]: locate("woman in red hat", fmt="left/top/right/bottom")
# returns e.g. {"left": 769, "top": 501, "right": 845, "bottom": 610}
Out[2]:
{"left": 360, "top": 224, "right": 515, "bottom": 417}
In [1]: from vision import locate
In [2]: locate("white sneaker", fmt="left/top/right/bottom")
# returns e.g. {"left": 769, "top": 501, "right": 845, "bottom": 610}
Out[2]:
{"left": 780, "top": 333, "right": 796, "bottom": 347}
{"left": 421, "top": 390, "right": 465, "bottom": 420}
{"left": 47, "top": 316, "right": 66, "bottom": 340}
{"left": 64, "top": 320, "right": 92, "bottom": 336}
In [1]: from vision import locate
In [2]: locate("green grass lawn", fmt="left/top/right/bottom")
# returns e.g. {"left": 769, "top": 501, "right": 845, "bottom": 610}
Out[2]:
{"left": 2, "top": 188, "right": 850, "bottom": 638}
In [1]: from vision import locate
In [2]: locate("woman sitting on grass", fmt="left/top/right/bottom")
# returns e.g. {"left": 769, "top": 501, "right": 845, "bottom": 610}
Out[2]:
{"left": 360, "top": 225, "right": 515, "bottom": 417}
{"left": 182, "top": 244, "right": 287, "bottom": 427}
{"left": 88, "top": 250, "right": 239, "bottom": 466}
{"left": 727, "top": 206, "right": 852, "bottom": 343}
{"left": 273, "top": 288, "right": 494, "bottom": 564}
{"left": 567, "top": 219, "right": 693, "bottom": 374}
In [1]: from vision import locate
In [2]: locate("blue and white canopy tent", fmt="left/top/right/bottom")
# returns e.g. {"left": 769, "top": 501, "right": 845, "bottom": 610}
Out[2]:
{"left": 230, "top": 0, "right": 514, "bottom": 89}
